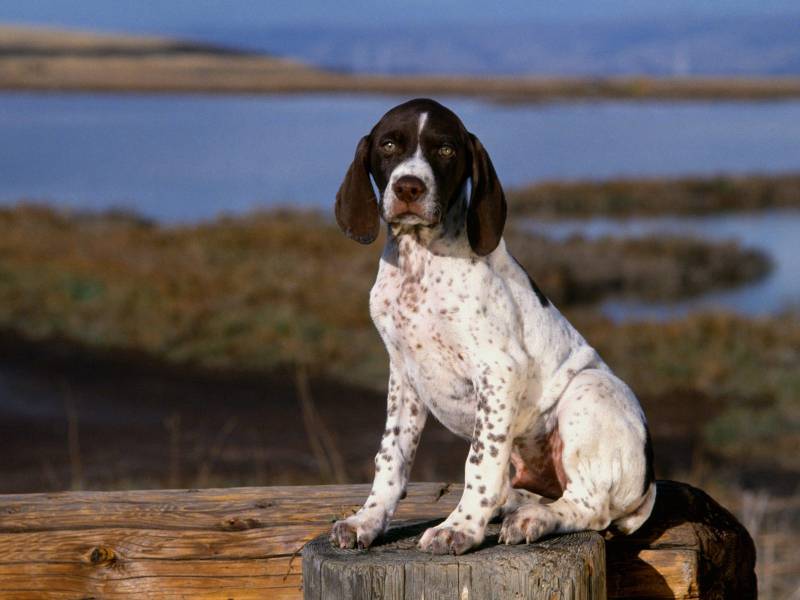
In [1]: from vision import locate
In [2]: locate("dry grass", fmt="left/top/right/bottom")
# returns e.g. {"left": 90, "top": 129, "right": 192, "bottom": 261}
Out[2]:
{"left": 508, "top": 173, "right": 800, "bottom": 216}
{"left": 0, "top": 204, "right": 770, "bottom": 389}
{"left": 0, "top": 203, "right": 795, "bottom": 491}
{"left": 507, "top": 227, "right": 770, "bottom": 305}
{"left": 573, "top": 312, "right": 800, "bottom": 485}
{"left": 0, "top": 206, "right": 373, "bottom": 368}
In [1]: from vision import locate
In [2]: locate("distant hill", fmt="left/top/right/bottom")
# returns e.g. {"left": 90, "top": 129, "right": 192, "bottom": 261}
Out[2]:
{"left": 0, "top": 24, "right": 328, "bottom": 93}
{"left": 0, "top": 24, "right": 306, "bottom": 68}
{"left": 0, "top": 24, "right": 256, "bottom": 57}
{"left": 190, "top": 15, "right": 800, "bottom": 76}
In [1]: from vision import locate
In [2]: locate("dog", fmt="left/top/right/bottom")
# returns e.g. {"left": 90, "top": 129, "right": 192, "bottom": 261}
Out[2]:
{"left": 330, "top": 98, "right": 655, "bottom": 555}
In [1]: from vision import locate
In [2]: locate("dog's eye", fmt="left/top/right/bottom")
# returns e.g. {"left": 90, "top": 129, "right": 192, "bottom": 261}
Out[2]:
{"left": 381, "top": 140, "right": 397, "bottom": 154}
{"left": 438, "top": 145, "right": 455, "bottom": 158}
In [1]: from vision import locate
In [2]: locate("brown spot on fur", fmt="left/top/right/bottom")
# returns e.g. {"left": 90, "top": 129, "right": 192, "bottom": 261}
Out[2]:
{"left": 510, "top": 423, "right": 569, "bottom": 499}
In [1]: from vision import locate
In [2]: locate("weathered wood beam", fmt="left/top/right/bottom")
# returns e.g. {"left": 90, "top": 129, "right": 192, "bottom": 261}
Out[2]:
{"left": 0, "top": 481, "right": 755, "bottom": 599}
{"left": 0, "top": 482, "right": 458, "bottom": 599}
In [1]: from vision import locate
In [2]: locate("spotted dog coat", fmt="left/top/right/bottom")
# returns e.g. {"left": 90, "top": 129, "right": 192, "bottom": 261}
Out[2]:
{"left": 330, "top": 99, "right": 656, "bottom": 555}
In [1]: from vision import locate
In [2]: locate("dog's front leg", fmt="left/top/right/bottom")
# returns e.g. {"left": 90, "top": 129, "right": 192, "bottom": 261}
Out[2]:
{"left": 419, "top": 356, "right": 522, "bottom": 555}
{"left": 331, "top": 366, "right": 426, "bottom": 549}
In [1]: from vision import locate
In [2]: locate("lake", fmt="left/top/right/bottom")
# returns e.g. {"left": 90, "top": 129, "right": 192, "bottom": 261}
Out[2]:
{"left": 2, "top": 94, "right": 800, "bottom": 222}
{"left": 0, "top": 93, "right": 799, "bottom": 316}
{"left": 526, "top": 210, "right": 800, "bottom": 319}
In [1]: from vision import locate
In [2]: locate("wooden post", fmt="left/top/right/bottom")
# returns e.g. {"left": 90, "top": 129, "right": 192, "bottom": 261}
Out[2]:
{"left": 303, "top": 520, "right": 606, "bottom": 600}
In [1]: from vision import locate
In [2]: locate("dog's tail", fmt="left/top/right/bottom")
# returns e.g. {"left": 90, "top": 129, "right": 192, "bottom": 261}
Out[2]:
{"left": 612, "top": 482, "right": 657, "bottom": 535}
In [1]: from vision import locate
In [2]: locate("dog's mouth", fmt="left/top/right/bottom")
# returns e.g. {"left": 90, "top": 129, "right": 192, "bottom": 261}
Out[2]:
{"left": 388, "top": 212, "right": 438, "bottom": 226}
{"left": 385, "top": 203, "right": 441, "bottom": 227}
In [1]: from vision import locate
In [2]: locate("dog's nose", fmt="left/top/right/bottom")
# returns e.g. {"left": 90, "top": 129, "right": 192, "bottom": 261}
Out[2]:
{"left": 392, "top": 176, "right": 427, "bottom": 204}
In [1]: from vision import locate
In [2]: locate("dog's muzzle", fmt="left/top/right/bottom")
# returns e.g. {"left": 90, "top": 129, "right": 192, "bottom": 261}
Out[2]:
{"left": 386, "top": 176, "right": 439, "bottom": 225}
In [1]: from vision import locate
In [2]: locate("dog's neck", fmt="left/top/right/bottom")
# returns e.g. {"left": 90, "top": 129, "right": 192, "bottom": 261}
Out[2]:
{"left": 382, "top": 189, "right": 472, "bottom": 273}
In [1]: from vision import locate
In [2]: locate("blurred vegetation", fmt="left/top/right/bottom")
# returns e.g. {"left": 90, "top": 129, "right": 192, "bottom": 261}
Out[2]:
{"left": 506, "top": 228, "right": 770, "bottom": 305}
{"left": 0, "top": 204, "right": 770, "bottom": 388}
{"left": 0, "top": 203, "right": 795, "bottom": 485}
{"left": 508, "top": 172, "right": 800, "bottom": 216}
{"left": 0, "top": 205, "right": 378, "bottom": 380}
{"left": 572, "top": 311, "right": 800, "bottom": 478}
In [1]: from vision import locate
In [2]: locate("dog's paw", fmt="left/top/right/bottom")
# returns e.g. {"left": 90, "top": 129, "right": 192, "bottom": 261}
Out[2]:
{"left": 418, "top": 523, "right": 481, "bottom": 555}
{"left": 330, "top": 516, "right": 383, "bottom": 550}
{"left": 498, "top": 509, "right": 548, "bottom": 544}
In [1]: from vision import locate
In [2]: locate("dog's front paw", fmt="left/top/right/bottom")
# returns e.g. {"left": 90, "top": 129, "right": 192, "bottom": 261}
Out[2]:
{"left": 499, "top": 508, "right": 548, "bottom": 545}
{"left": 330, "top": 515, "right": 384, "bottom": 550}
{"left": 418, "top": 523, "right": 481, "bottom": 555}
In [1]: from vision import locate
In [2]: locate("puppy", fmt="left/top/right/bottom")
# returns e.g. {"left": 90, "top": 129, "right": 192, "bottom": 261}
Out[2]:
{"left": 330, "top": 98, "right": 655, "bottom": 555}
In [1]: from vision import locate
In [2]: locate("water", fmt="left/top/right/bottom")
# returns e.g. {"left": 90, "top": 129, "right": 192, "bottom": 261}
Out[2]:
{"left": 526, "top": 210, "right": 800, "bottom": 319}
{"left": 1, "top": 94, "right": 800, "bottom": 222}
{"left": 1, "top": 93, "right": 799, "bottom": 316}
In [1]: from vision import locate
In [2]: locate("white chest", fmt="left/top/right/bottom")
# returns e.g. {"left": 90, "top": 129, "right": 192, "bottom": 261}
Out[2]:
{"left": 369, "top": 249, "right": 484, "bottom": 438}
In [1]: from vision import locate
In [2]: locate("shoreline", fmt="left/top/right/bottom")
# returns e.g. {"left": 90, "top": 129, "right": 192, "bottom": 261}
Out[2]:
{"left": 510, "top": 173, "right": 800, "bottom": 217}
{"left": 6, "top": 65, "right": 800, "bottom": 103}
{"left": 3, "top": 25, "right": 800, "bottom": 102}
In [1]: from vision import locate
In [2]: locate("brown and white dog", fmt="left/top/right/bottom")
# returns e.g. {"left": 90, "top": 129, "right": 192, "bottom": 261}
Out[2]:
{"left": 330, "top": 98, "right": 655, "bottom": 555}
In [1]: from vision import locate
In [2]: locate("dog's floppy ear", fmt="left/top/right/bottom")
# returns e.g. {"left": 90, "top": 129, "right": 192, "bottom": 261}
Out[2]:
{"left": 467, "top": 133, "right": 506, "bottom": 256}
{"left": 335, "top": 135, "right": 380, "bottom": 244}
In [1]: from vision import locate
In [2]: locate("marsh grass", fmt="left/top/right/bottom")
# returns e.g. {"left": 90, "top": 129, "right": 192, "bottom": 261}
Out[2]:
{"left": 509, "top": 173, "right": 800, "bottom": 217}
{"left": 0, "top": 205, "right": 376, "bottom": 380}
{"left": 2, "top": 204, "right": 794, "bottom": 481}
{"left": 574, "top": 311, "right": 800, "bottom": 485}
{"left": 0, "top": 204, "right": 770, "bottom": 388}
{"left": 506, "top": 228, "right": 770, "bottom": 305}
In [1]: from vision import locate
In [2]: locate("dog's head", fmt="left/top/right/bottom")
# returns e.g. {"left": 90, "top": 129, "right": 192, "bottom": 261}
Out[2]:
{"left": 335, "top": 98, "right": 506, "bottom": 256}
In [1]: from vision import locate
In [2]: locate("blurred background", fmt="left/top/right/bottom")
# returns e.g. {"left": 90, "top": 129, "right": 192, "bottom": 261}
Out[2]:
{"left": 0, "top": 1, "right": 798, "bottom": 596}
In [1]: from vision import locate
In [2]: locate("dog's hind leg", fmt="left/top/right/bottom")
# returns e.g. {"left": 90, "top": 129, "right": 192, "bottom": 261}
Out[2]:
{"left": 499, "top": 369, "right": 655, "bottom": 543}
{"left": 496, "top": 472, "right": 545, "bottom": 518}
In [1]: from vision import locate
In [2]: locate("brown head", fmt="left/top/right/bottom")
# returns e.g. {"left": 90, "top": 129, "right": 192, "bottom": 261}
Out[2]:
{"left": 335, "top": 98, "right": 506, "bottom": 256}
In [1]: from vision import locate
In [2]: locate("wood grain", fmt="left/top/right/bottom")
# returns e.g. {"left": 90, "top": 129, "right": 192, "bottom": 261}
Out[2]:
{"left": 0, "top": 482, "right": 456, "bottom": 599}
{"left": 0, "top": 481, "right": 754, "bottom": 599}
{"left": 303, "top": 522, "right": 606, "bottom": 600}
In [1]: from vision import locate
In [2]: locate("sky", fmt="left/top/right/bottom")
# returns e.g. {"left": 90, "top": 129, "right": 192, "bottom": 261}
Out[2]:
{"left": 1, "top": 0, "right": 798, "bottom": 33}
